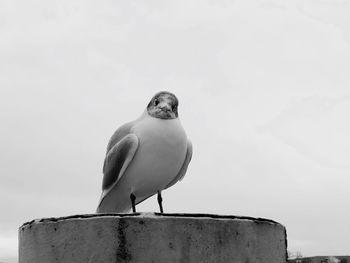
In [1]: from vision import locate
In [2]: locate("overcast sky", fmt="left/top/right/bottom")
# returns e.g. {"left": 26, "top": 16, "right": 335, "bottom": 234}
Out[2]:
{"left": 1, "top": 0, "right": 350, "bottom": 262}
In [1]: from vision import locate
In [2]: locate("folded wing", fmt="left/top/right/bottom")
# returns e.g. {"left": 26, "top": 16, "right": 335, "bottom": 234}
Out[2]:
{"left": 165, "top": 139, "right": 193, "bottom": 189}
{"left": 97, "top": 123, "right": 139, "bottom": 212}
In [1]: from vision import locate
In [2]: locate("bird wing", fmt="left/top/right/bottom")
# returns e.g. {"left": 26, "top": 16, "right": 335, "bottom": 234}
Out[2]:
{"left": 98, "top": 122, "right": 139, "bottom": 205}
{"left": 105, "top": 122, "right": 135, "bottom": 154}
{"left": 165, "top": 139, "right": 193, "bottom": 189}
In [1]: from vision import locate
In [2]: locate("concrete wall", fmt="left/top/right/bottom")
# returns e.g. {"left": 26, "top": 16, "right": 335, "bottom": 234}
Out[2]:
{"left": 19, "top": 213, "right": 287, "bottom": 263}
{"left": 289, "top": 256, "right": 350, "bottom": 263}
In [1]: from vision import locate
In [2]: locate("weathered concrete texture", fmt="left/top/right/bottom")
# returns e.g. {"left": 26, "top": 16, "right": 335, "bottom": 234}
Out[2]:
{"left": 19, "top": 213, "right": 287, "bottom": 263}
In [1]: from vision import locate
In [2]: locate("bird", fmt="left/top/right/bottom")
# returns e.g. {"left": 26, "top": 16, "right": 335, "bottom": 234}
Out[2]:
{"left": 96, "top": 91, "right": 192, "bottom": 213}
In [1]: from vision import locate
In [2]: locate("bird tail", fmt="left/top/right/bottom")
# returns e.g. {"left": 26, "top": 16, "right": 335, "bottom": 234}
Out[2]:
{"left": 96, "top": 191, "right": 132, "bottom": 214}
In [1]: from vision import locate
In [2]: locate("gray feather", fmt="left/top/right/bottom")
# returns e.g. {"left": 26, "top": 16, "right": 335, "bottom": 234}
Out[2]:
{"left": 97, "top": 131, "right": 139, "bottom": 212}
{"left": 105, "top": 122, "right": 135, "bottom": 154}
{"left": 102, "top": 134, "right": 139, "bottom": 191}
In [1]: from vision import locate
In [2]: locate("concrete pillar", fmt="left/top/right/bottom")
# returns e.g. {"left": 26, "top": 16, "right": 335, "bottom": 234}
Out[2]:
{"left": 19, "top": 213, "right": 287, "bottom": 263}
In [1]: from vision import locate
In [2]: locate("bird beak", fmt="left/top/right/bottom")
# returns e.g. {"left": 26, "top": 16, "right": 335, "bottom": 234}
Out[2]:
{"left": 159, "top": 103, "right": 172, "bottom": 113}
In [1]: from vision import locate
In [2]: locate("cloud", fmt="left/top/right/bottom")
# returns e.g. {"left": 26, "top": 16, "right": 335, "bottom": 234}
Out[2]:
{"left": 0, "top": 232, "right": 17, "bottom": 263}
{"left": 259, "top": 95, "right": 350, "bottom": 169}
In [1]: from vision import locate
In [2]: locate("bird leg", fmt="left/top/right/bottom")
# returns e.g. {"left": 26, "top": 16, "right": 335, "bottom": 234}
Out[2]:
{"left": 157, "top": 191, "right": 164, "bottom": 213}
{"left": 130, "top": 193, "right": 136, "bottom": 213}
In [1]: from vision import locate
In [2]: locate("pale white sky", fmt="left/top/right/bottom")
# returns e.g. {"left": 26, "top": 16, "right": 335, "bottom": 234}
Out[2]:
{"left": 1, "top": 0, "right": 350, "bottom": 262}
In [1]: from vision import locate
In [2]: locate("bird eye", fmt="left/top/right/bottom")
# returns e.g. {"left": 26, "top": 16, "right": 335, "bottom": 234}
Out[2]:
{"left": 154, "top": 98, "right": 159, "bottom": 106}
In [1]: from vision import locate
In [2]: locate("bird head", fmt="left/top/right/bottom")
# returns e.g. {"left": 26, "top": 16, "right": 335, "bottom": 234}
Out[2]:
{"left": 147, "top": 91, "right": 179, "bottom": 120}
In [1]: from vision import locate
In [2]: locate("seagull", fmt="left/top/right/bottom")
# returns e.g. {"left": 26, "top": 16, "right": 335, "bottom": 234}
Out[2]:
{"left": 96, "top": 91, "right": 192, "bottom": 213}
